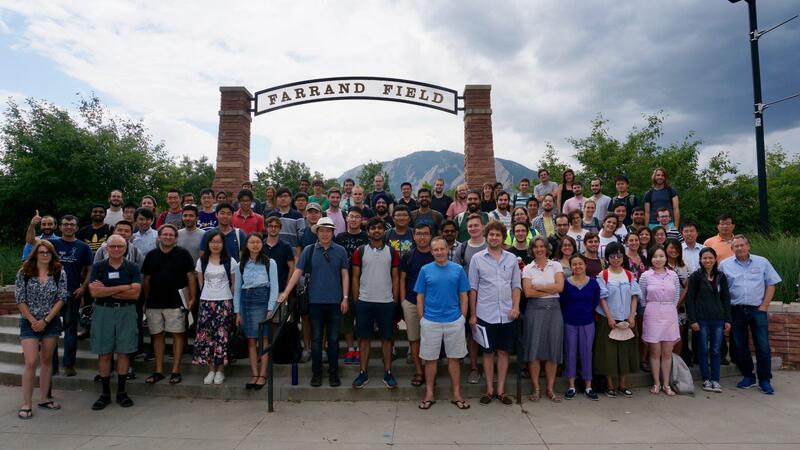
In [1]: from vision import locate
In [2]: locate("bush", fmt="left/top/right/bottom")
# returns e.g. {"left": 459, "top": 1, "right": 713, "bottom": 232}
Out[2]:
{"left": 749, "top": 234, "right": 799, "bottom": 304}
{"left": 0, "top": 245, "right": 20, "bottom": 287}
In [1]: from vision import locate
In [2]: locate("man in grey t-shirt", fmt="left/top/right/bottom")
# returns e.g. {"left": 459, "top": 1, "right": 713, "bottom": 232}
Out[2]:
{"left": 177, "top": 205, "right": 204, "bottom": 263}
{"left": 534, "top": 169, "right": 559, "bottom": 212}
{"left": 350, "top": 217, "right": 400, "bottom": 389}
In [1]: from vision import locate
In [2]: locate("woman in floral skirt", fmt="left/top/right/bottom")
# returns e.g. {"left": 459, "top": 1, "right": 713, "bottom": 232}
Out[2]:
{"left": 193, "top": 229, "right": 238, "bottom": 385}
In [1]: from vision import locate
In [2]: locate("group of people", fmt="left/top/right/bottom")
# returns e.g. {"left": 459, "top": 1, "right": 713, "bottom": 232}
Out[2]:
{"left": 14, "top": 168, "right": 783, "bottom": 418}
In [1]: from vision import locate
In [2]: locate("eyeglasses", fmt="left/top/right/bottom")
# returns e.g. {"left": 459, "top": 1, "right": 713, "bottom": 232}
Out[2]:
{"left": 108, "top": 245, "right": 126, "bottom": 249}
{"left": 608, "top": 254, "right": 624, "bottom": 259}
{"left": 37, "top": 251, "right": 52, "bottom": 256}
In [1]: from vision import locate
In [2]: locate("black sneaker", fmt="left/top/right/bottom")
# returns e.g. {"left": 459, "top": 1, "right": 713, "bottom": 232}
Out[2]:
{"left": 605, "top": 389, "right": 618, "bottom": 398}
{"left": 310, "top": 374, "right": 322, "bottom": 387}
{"left": 116, "top": 393, "right": 134, "bottom": 408}
{"left": 127, "top": 367, "right": 136, "bottom": 380}
{"left": 329, "top": 373, "right": 341, "bottom": 387}
{"left": 92, "top": 395, "right": 111, "bottom": 411}
{"left": 144, "top": 352, "right": 155, "bottom": 362}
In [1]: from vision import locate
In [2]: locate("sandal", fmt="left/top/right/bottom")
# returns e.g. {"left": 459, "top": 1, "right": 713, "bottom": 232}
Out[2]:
{"left": 663, "top": 385, "right": 676, "bottom": 396}
{"left": 546, "top": 390, "right": 563, "bottom": 403}
{"left": 529, "top": 389, "right": 540, "bottom": 402}
{"left": 245, "top": 374, "right": 259, "bottom": 390}
{"left": 145, "top": 372, "right": 165, "bottom": 384}
{"left": 495, "top": 393, "right": 514, "bottom": 406}
{"left": 451, "top": 399, "right": 470, "bottom": 410}
{"left": 253, "top": 376, "right": 267, "bottom": 390}
{"left": 18, "top": 408, "right": 32, "bottom": 420}
{"left": 411, "top": 373, "right": 425, "bottom": 387}
{"left": 169, "top": 372, "right": 182, "bottom": 385}
{"left": 650, "top": 384, "right": 661, "bottom": 395}
{"left": 418, "top": 399, "right": 435, "bottom": 410}
{"left": 479, "top": 393, "right": 493, "bottom": 405}
{"left": 37, "top": 400, "right": 61, "bottom": 410}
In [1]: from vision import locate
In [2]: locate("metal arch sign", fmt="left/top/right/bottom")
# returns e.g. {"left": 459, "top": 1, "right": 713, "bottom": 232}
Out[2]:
{"left": 253, "top": 77, "right": 459, "bottom": 115}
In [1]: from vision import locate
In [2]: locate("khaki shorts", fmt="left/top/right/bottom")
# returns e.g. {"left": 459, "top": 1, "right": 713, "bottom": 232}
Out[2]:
{"left": 401, "top": 300, "right": 421, "bottom": 341}
{"left": 146, "top": 308, "right": 186, "bottom": 334}
{"left": 419, "top": 316, "right": 467, "bottom": 361}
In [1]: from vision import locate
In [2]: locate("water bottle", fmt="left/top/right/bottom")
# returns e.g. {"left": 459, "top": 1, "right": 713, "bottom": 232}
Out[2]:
{"left": 291, "top": 362, "right": 299, "bottom": 385}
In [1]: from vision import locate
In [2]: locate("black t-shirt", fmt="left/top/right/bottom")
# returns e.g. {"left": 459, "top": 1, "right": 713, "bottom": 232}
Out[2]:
{"left": 507, "top": 246, "right": 533, "bottom": 265}
{"left": 90, "top": 259, "right": 142, "bottom": 302}
{"left": 397, "top": 197, "right": 419, "bottom": 211}
{"left": 335, "top": 230, "right": 369, "bottom": 264}
{"left": 430, "top": 194, "right": 453, "bottom": 217}
{"left": 480, "top": 200, "right": 496, "bottom": 213}
{"left": 77, "top": 224, "right": 113, "bottom": 254}
{"left": 399, "top": 249, "right": 435, "bottom": 304}
{"left": 262, "top": 239, "right": 294, "bottom": 291}
{"left": 141, "top": 246, "right": 195, "bottom": 309}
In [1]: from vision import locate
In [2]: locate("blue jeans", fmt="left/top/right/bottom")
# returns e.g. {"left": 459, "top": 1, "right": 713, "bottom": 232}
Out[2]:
{"left": 731, "top": 305, "right": 771, "bottom": 381}
{"left": 51, "top": 294, "right": 80, "bottom": 370}
{"left": 696, "top": 320, "right": 723, "bottom": 382}
{"left": 309, "top": 303, "right": 341, "bottom": 377}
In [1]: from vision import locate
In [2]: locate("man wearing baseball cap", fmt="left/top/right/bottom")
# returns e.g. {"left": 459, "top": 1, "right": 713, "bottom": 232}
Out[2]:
{"left": 280, "top": 217, "right": 350, "bottom": 387}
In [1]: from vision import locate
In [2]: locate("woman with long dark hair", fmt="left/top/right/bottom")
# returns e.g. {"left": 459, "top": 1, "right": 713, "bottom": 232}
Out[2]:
{"left": 556, "top": 168, "right": 576, "bottom": 211}
{"left": 480, "top": 182, "right": 496, "bottom": 213}
{"left": 15, "top": 239, "right": 67, "bottom": 419}
{"left": 665, "top": 238, "right": 690, "bottom": 358}
{"left": 234, "top": 233, "right": 279, "bottom": 390}
{"left": 194, "top": 229, "right": 238, "bottom": 385}
{"left": 686, "top": 247, "right": 731, "bottom": 393}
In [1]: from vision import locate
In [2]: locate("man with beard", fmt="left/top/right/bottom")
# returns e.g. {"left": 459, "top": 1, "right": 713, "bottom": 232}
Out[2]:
{"left": 155, "top": 189, "right": 184, "bottom": 229}
{"left": 105, "top": 190, "right": 125, "bottom": 227}
{"left": 373, "top": 197, "right": 394, "bottom": 230}
{"left": 561, "top": 181, "right": 586, "bottom": 214}
{"left": 335, "top": 206, "right": 369, "bottom": 365}
{"left": 629, "top": 207, "right": 647, "bottom": 233}
{"left": 430, "top": 178, "right": 453, "bottom": 218}
{"left": 177, "top": 205, "right": 205, "bottom": 262}
{"left": 532, "top": 194, "right": 556, "bottom": 237}
{"left": 454, "top": 190, "right": 489, "bottom": 243}
{"left": 326, "top": 188, "right": 346, "bottom": 235}
{"left": 589, "top": 178, "right": 612, "bottom": 217}
{"left": 446, "top": 184, "right": 468, "bottom": 220}
{"left": 22, "top": 211, "right": 60, "bottom": 260}
{"left": 78, "top": 204, "right": 113, "bottom": 254}
{"left": 410, "top": 188, "right": 444, "bottom": 236}
{"left": 490, "top": 191, "right": 513, "bottom": 228}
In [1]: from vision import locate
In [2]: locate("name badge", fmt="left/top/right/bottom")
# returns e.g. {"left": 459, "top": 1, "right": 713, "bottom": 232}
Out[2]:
{"left": 108, "top": 272, "right": 120, "bottom": 280}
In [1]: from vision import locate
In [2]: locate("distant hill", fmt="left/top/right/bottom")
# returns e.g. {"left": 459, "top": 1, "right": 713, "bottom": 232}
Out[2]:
{"left": 337, "top": 150, "right": 536, "bottom": 193}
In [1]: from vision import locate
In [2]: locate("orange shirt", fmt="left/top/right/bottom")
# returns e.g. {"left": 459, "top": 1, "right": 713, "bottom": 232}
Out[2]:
{"left": 702, "top": 235, "right": 734, "bottom": 262}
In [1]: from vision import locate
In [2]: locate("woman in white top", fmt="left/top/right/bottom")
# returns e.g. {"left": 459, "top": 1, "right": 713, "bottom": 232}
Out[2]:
{"left": 598, "top": 214, "right": 621, "bottom": 259}
{"left": 566, "top": 210, "right": 588, "bottom": 254}
{"left": 522, "top": 237, "right": 565, "bottom": 402}
{"left": 193, "top": 229, "right": 238, "bottom": 385}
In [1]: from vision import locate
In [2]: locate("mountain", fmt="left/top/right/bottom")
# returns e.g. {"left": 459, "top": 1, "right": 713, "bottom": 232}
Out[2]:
{"left": 337, "top": 150, "right": 536, "bottom": 193}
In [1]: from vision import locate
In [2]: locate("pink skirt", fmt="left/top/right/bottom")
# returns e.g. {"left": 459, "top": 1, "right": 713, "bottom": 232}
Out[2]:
{"left": 642, "top": 302, "right": 680, "bottom": 343}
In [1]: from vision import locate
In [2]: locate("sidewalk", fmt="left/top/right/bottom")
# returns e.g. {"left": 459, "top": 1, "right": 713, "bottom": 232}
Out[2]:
{"left": 1, "top": 371, "right": 799, "bottom": 449}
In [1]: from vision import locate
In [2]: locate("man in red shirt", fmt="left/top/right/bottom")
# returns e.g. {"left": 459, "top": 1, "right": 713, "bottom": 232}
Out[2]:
{"left": 231, "top": 189, "right": 265, "bottom": 235}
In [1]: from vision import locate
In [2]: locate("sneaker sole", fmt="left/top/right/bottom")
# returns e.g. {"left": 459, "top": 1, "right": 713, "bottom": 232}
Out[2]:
{"left": 352, "top": 379, "right": 369, "bottom": 389}
{"left": 383, "top": 380, "right": 398, "bottom": 389}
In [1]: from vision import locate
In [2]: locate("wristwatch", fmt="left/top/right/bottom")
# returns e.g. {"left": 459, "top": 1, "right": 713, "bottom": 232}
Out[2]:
{"left": 43, "top": 317, "right": 50, "bottom": 324}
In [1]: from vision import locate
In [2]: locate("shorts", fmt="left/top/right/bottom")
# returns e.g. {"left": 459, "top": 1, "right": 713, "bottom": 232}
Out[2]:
{"left": 356, "top": 301, "right": 395, "bottom": 340}
{"left": 477, "top": 318, "right": 516, "bottom": 353}
{"left": 401, "top": 300, "right": 421, "bottom": 341}
{"left": 19, "top": 316, "right": 62, "bottom": 340}
{"left": 419, "top": 316, "right": 467, "bottom": 361}
{"left": 146, "top": 307, "right": 186, "bottom": 334}
{"left": 91, "top": 303, "right": 139, "bottom": 354}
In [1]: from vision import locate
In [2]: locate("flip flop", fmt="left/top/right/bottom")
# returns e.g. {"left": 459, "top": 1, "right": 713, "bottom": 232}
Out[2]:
{"left": 410, "top": 373, "right": 425, "bottom": 387}
{"left": 529, "top": 390, "right": 540, "bottom": 402}
{"left": 18, "top": 408, "right": 32, "bottom": 420}
{"left": 418, "top": 399, "right": 436, "bottom": 410}
{"left": 169, "top": 373, "right": 182, "bottom": 385}
{"left": 451, "top": 399, "right": 470, "bottom": 410}
{"left": 145, "top": 372, "right": 165, "bottom": 384}
{"left": 37, "top": 400, "right": 61, "bottom": 410}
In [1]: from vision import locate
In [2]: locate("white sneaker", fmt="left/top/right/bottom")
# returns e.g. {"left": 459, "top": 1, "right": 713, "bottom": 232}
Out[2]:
{"left": 702, "top": 380, "right": 713, "bottom": 392}
{"left": 204, "top": 371, "right": 216, "bottom": 385}
{"left": 301, "top": 349, "right": 311, "bottom": 363}
{"left": 213, "top": 371, "right": 225, "bottom": 385}
{"left": 711, "top": 381, "right": 723, "bottom": 393}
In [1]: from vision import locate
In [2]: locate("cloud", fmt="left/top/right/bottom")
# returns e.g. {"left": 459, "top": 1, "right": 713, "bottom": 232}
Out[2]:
{"left": 1, "top": 0, "right": 797, "bottom": 179}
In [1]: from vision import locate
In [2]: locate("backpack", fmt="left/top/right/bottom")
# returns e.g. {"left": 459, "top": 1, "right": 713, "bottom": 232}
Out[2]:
{"left": 355, "top": 244, "right": 399, "bottom": 277}
{"left": 601, "top": 269, "right": 632, "bottom": 283}
{"left": 670, "top": 353, "right": 695, "bottom": 395}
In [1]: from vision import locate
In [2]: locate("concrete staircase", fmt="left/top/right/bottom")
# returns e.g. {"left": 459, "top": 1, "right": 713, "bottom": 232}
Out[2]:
{"left": 0, "top": 314, "right": 740, "bottom": 401}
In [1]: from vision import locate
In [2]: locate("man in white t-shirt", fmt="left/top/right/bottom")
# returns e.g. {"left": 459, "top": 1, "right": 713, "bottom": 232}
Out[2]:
{"left": 490, "top": 191, "right": 513, "bottom": 228}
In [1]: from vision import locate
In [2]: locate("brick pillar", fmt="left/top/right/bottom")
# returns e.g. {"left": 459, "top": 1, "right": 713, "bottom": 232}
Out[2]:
{"left": 212, "top": 86, "right": 252, "bottom": 196}
{"left": 463, "top": 85, "right": 496, "bottom": 189}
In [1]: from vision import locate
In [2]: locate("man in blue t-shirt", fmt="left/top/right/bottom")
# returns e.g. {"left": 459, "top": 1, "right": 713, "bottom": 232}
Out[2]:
{"left": 413, "top": 236, "right": 470, "bottom": 410}
{"left": 279, "top": 217, "right": 349, "bottom": 388}
{"left": 399, "top": 223, "right": 435, "bottom": 385}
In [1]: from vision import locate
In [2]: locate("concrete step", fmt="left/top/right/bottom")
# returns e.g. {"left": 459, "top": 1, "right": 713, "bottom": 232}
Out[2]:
{"left": 0, "top": 360, "right": 741, "bottom": 401}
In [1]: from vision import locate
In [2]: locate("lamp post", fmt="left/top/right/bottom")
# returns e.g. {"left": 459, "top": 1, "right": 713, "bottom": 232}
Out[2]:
{"left": 729, "top": 0, "right": 769, "bottom": 233}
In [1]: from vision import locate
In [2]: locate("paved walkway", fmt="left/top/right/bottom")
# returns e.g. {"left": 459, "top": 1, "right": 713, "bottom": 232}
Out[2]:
{"left": 1, "top": 372, "right": 799, "bottom": 449}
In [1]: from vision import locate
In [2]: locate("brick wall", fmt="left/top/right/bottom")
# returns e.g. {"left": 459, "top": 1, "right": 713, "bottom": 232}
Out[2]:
{"left": 212, "top": 87, "right": 253, "bottom": 196}
{"left": 0, "top": 287, "right": 15, "bottom": 315}
{"left": 463, "top": 85, "right": 497, "bottom": 189}
{"left": 769, "top": 302, "right": 800, "bottom": 369}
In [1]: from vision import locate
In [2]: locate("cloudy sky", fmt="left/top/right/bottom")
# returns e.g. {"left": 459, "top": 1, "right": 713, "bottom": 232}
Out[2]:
{"left": 1, "top": 0, "right": 798, "bottom": 179}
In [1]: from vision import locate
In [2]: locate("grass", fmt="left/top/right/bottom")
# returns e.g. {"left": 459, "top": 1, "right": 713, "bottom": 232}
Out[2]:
{"left": 0, "top": 244, "right": 21, "bottom": 287}
{"left": 749, "top": 234, "right": 800, "bottom": 303}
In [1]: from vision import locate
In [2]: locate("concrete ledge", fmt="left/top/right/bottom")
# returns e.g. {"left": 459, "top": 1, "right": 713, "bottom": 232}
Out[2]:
{"left": 220, "top": 86, "right": 253, "bottom": 98}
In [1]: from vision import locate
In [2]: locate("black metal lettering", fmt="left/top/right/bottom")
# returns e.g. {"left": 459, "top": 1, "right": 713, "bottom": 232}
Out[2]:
{"left": 338, "top": 83, "right": 350, "bottom": 94}
{"left": 309, "top": 86, "right": 320, "bottom": 97}
{"left": 354, "top": 83, "right": 365, "bottom": 94}
{"left": 405, "top": 87, "right": 416, "bottom": 98}
{"left": 281, "top": 91, "right": 292, "bottom": 102}
{"left": 383, "top": 84, "right": 392, "bottom": 95}
{"left": 325, "top": 84, "right": 335, "bottom": 95}
{"left": 294, "top": 88, "right": 306, "bottom": 99}
{"left": 432, "top": 92, "right": 443, "bottom": 104}
{"left": 395, "top": 85, "right": 403, "bottom": 96}
{"left": 268, "top": 94, "right": 278, "bottom": 105}
{"left": 419, "top": 89, "right": 429, "bottom": 101}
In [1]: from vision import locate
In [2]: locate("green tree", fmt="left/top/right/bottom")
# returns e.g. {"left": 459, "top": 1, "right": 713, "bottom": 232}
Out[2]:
{"left": 168, "top": 155, "right": 215, "bottom": 197}
{"left": 537, "top": 142, "right": 569, "bottom": 180}
{"left": 253, "top": 157, "right": 324, "bottom": 194}
{"left": 357, "top": 160, "right": 389, "bottom": 192}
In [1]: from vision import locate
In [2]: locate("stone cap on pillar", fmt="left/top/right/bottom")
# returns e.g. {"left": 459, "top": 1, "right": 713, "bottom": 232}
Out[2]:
{"left": 464, "top": 84, "right": 491, "bottom": 91}
{"left": 220, "top": 86, "right": 253, "bottom": 98}
{"left": 463, "top": 85, "right": 492, "bottom": 116}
